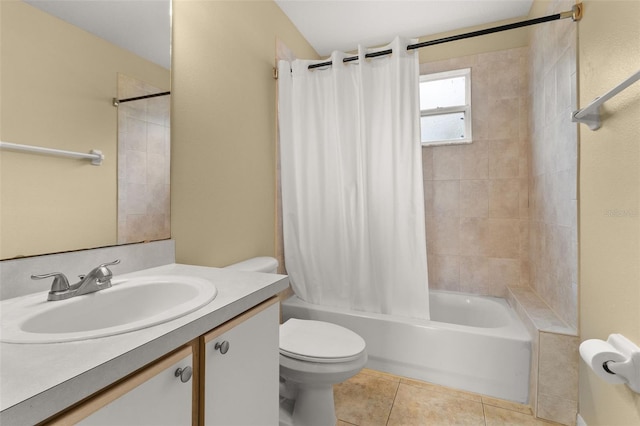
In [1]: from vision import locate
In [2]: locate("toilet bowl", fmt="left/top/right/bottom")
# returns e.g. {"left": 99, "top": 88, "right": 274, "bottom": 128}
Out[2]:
{"left": 225, "top": 257, "right": 368, "bottom": 426}
{"left": 279, "top": 318, "right": 367, "bottom": 426}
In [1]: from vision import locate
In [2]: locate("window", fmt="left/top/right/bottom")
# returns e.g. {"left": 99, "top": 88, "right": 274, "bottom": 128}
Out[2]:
{"left": 419, "top": 68, "right": 472, "bottom": 145}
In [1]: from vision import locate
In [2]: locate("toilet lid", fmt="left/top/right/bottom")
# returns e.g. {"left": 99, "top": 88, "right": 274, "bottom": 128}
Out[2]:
{"left": 279, "top": 319, "right": 366, "bottom": 363}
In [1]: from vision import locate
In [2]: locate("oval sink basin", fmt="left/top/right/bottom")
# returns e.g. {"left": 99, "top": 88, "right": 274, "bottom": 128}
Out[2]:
{"left": 1, "top": 275, "right": 217, "bottom": 344}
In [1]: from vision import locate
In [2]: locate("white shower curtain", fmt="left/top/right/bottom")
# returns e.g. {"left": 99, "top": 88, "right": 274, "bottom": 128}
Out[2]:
{"left": 278, "top": 37, "right": 429, "bottom": 319}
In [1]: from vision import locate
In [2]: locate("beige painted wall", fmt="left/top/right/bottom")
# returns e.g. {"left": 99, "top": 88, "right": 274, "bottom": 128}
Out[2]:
{"left": 0, "top": 1, "right": 169, "bottom": 259}
{"left": 578, "top": 1, "right": 640, "bottom": 424}
{"left": 170, "top": 0, "right": 318, "bottom": 267}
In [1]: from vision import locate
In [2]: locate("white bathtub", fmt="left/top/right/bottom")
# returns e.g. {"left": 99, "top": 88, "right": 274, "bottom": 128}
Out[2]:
{"left": 281, "top": 290, "right": 531, "bottom": 403}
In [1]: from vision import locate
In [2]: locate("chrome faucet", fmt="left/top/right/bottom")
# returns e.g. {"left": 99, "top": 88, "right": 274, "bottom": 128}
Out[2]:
{"left": 31, "top": 260, "right": 120, "bottom": 301}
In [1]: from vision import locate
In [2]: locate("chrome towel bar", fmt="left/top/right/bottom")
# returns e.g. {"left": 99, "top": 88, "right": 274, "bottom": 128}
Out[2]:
{"left": 0, "top": 141, "right": 104, "bottom": 165}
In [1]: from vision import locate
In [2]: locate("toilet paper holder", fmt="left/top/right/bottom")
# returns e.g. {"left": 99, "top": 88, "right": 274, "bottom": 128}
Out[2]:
{"left": 589, "top": 334, "right": 640, "bottom": 393}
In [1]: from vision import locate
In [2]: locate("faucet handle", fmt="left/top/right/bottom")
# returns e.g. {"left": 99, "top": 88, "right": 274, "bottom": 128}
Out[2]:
{"left": 31, "top": 272, "right": 70, "bottom": 292}
{"left": 99, "top": 259, "right": 121, "bottom": 269}
{"left": 92, "top": 259, "right": 120, "bottom": 283}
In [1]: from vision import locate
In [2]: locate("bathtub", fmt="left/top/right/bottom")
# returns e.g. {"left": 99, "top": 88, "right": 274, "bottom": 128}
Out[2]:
{"left": 281, "top": 290, "right": 531, "bottom": 403}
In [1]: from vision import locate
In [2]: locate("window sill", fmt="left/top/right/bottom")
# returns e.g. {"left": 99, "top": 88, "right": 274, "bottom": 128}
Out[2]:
{"left": 421, "top": 139, "right": 473, "bottom": 147}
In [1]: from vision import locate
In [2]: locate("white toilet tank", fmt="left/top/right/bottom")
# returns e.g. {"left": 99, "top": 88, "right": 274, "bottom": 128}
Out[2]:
{"left": 224, "top": 256, "right": 278, "bottom": 273}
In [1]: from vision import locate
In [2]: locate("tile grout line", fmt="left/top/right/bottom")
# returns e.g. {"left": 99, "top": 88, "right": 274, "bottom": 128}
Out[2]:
{"left": 482, "top": 401, "right": 488, "bottom": 426}
{"left": 385, "top": 379, "right": 402, "bottom": 426}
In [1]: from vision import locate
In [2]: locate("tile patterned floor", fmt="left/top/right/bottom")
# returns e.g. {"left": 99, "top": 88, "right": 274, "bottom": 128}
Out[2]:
{"left": 333, "top": 369, "right": 562, "bottom": 426}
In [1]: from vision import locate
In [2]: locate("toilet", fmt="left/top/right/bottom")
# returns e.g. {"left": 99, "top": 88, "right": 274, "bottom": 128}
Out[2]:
{"left": 225, "top": 257, "right": 367, "bottom": 426}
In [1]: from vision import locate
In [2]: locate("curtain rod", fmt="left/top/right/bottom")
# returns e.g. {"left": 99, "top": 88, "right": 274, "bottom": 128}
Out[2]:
{"left": 112, "top": 91, "right": 171, "bottom": 107}
{"left": 307, "top": 3, "right": 583, "bottom": 70}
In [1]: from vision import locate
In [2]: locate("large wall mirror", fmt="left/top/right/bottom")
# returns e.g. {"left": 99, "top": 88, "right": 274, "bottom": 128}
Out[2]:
{"left": 0, "top": 0, "right": 171, "bottom": 260}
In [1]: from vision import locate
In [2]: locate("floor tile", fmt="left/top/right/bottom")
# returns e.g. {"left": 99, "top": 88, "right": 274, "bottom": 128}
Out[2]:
{"left": 334, "top": 371, "right": 399, "bottom": 426}
{"left": 401, "top": 378, "right": 483, "bottom": 403}
{"left": 333, "top": 369, "right": 562, "bottom": 426}
{"left": 360, "top": 368, "right": 402, "bottom": 383}
{"left": 387, "top": 383, "right": 485, "bottom": 426}
{"left": 484, "top": 404, "right": 557, "bottom": 425}
{"left": 482, "top": 395, "right": 533, "bottom": 415}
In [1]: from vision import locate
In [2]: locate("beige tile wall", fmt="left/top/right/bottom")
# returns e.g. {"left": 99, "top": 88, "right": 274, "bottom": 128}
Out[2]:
{"left": 117, "top": 74, "right": 171, "bottom": 244}
{"left": 537, "top": 331, "right": 579, "bottom": 425}
{"left": 423, "top": 35, "right": 579, "bottom": 424}
{"left": 524, "top": 3, "right": 580, "bottom": 423}
{"left": 528, "top": 0, "right": 578, "bottom": 331}
{"left": 508, "top": 286, "right": 578, "bottom": 425}
{"left": 420, "top": 47, "right": 530, "bottom": 298}
{"left": 420, "top": 0, "right": 578, "bottom": 337}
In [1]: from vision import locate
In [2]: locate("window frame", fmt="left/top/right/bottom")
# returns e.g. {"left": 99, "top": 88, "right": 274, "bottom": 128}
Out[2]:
{"left": 419, "top": 68, "right": 472, "bottom": 146}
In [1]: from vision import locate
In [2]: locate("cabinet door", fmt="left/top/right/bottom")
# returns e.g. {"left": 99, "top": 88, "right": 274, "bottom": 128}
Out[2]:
{"left": 52, "top": 345, "right": 195, "bottom": 426}
{"left": 203, "top": 298, "right": 279, "bottom": 426}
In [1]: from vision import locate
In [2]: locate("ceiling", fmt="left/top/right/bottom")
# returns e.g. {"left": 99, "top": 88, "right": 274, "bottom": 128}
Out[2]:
{"left": 275, "top": 0, "right": 534, "bottom": 57}
{"left": 23, "top": 0, "right": 534, "bottom": 68}
{"left": 24, "top": 0, "right": 171, "bottom": 70}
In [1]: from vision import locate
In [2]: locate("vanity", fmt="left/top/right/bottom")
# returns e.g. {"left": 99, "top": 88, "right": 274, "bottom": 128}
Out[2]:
{"left": 0, "top": 262, "right": 288, "bottom": 425}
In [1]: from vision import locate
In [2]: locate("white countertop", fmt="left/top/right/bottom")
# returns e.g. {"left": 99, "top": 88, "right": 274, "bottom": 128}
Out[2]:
{"left": 0, "top": 263, "right": 289, "bottom": 425}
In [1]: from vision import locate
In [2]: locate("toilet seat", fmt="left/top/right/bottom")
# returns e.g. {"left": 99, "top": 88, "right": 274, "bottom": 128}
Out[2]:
{"left": 280, "top": 319, "right": 366, "bottom": 364}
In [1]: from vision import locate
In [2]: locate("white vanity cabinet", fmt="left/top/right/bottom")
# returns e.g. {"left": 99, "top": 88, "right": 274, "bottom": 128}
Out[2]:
{"left": 201, "top": 297, "right": 280, "bottom": 425}
{"left": 51, "top": 344, "right": 196, "bottom": 425}
{"left": 42, "top": 297, "right": 280, "bottom": 426}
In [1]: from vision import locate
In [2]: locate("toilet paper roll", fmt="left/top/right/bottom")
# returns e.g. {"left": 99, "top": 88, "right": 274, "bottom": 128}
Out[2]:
{"left": 579, "top": 339, "right": 626, "bottom": 384}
